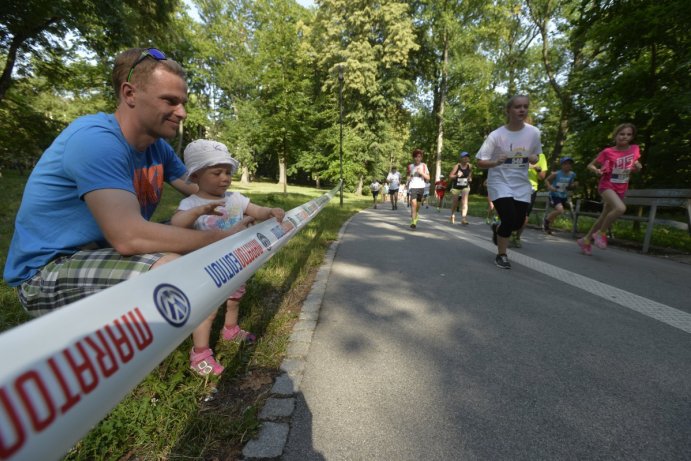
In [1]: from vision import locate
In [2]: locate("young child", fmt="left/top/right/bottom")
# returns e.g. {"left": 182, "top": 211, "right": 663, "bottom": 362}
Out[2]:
{"left": 543, "top": 157, "right": 578, "bottom": 234}
{"left": 172, "top": 140, "right": 285, "bottom": 376}
{"left": 370, "top": 178, "right": 381, "bottom": 209}
{"left": 434, "top": 175, "right": 447, "bottom": 211}
{"left": 577, "top": 123, "right": 642, "bottom": 255}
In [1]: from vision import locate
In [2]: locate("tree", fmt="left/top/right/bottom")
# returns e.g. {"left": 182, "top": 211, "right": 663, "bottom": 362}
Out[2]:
{"left": 0, "top": 0, "right": 179, "bottom": 103}
{"left": 309, "top": 0, "right": 419, "bottom": 191}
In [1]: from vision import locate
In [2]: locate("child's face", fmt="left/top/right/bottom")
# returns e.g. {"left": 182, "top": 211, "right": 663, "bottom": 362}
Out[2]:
{"left": 413, "top": 154, "right": 423, "bottom": 164}
{"left": 615, "top": 127, "right": 634, "bottom": 147}
{"left": 195, "top": 164, "right": 233, "bottom": 197}
{"left": 561, "top": 161, "right": 573, "bottom": 172}
{"left": 507, "top": 97, "right": 529, "bottom": 123}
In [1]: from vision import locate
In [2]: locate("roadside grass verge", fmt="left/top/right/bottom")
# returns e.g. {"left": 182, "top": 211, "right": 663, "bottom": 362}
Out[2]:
{"left": 0, "top": 172, "right": 368, "bottom": 459}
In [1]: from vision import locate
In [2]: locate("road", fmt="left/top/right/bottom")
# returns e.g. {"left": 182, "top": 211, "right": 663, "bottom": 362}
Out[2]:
{"left": 281, "top": 203, "right": 691, "bottom": 460}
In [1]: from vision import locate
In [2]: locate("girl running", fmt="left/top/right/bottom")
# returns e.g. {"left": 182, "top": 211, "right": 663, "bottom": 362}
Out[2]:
{"left": 577, "top": 123, "right": 642, "bottom": 255}
{"left": 476, "top": 95, "right": 542, "bottom": 269}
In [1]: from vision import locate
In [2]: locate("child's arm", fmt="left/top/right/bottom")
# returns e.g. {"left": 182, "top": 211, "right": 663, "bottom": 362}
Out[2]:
{"left": 169, "top": 178, "right": 199, "bottom": 196}
{"left": 170, "top": 201, "right": 225, "bottom": 228}
{"left": 244, "top": 203, "right": 285, "bottom": 223}
{"left": 545, "top": 172, "right": 557, "bottom": 191}
{"left": 632, "top": 161, "right": 643, "bottom": 172}
{"left": 586, "top": 157, "right": 603, "bottom": 176}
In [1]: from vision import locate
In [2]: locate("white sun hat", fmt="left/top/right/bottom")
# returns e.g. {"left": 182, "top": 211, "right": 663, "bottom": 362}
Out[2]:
{"left": 183, "top": 139, "right": 239, "bottom": 180}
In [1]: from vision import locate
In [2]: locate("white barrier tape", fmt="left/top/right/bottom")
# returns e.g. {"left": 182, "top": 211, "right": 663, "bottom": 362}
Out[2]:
{"left": 0, "top": 184, "right": 340, "bottom": 460}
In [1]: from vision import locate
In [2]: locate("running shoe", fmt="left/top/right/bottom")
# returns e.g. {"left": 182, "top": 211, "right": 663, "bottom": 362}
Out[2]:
{"left": 491, "top": 222, "right": 498, "bottom": 245}
{"left": 495, "top": 254, "right": 511, "bottom": 269}
{"left": 593, "top": 232, "right": 608, "bottom": 249}
{"left": 577, "top": 237, "right": 592, "bottom": 256}
{"left": 222, "top": 325, "right": 256, "bottom": 344}
{"left": 461, "top": 218, "right": 469, "bottom": 225}
{"left": 451, "top": 214, "right": 455, "bottom": 224}
{"left": 190, "top": 348, "right": 224, "bottom": 376}
{"left": 543, "top": 218, "right": 551, "bottom": 234}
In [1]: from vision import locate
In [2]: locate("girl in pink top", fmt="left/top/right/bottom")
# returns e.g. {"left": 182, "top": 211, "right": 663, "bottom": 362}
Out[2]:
{"left": 577, "top": 123, "right": 643, "bottom": 255}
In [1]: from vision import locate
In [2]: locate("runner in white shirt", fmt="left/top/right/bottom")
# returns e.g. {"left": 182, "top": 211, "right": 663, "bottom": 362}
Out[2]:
{"left": 406, "top": 148, "right": 430, "bottom": 229}
{"left": 476, "top": 95, "right": 542, "bottom": 269}
{"left": 386, "top": 167, "right": 401, "bottom": 210}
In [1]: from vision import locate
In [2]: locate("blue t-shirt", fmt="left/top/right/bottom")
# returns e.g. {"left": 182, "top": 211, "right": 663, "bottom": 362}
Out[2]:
{"left": 549, "top": 170, "right": 576, "bottom": 199}
{"left": 4, "top": 113, "right": 186, "bottom": 285}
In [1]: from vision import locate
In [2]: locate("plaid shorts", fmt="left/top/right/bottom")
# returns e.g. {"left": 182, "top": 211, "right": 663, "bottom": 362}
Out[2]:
{"left": 18, "top": 249, "right": 165, "bottom": 317}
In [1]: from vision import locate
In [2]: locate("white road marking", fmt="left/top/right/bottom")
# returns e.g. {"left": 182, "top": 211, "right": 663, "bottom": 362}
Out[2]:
{"left": 435, "top": 219, "right": 691, "bottom": 335}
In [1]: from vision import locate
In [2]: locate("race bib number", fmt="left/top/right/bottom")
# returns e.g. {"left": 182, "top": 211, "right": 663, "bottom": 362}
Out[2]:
{"left": 503, "top": 155, "right": 529, "bottom": 169}
{"left": 457, "top": 178, "right": 468, "bottom": 187}
{"left": 556, "top": 182, "right": 568, "bottom": 192}
{"left": 611, "top": 167, "right": 630, "bottom": 184}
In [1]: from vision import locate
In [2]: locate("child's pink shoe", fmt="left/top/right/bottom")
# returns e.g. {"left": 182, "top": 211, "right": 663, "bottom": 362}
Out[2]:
{"left": 577, "top": 238, "right": 592, "bottom": 256}
{"left": 190, "top": 348, "right": 224, "bottom": 376}
{"left": 593, "top": 232, "right": 608, "bottom": 249}
{"left": 222, "top": 325, "right": 256, "bottom": 344}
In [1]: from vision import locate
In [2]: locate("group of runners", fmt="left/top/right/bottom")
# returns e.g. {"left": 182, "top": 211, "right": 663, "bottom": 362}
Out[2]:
{"left": 371, "top": 94, "right": 642, "bottom": 270}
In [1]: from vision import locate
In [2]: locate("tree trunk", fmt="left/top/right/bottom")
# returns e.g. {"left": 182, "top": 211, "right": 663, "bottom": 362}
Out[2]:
{"left": 433, "top": 29, "right": 448, "bottom": 183}
{"left": 315, "top": 175, "right": 320, "bottom": 188}
{"left": 278, "top": 156, "right": 287, "bottom": 186}
{"left": 356, "top": 175, "right": 363, "bottom": 195}
{"left": 0, "top": 17, "right": 58, "bottom": 103}
{"left": 241, "top": 166, "right": 250, "bottom": 184}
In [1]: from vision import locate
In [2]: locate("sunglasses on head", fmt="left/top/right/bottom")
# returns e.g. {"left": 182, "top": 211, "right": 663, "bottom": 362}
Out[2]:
{"left": 126, "top": 48, "right": 167, "bottom": 82}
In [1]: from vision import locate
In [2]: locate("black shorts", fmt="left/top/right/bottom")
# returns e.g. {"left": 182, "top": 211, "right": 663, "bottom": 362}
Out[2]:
{"left": 408, "top": 187, "right": 424, "bottom": 201}
{"left": 549, "top": 195, "right": 569, "bottom": 208}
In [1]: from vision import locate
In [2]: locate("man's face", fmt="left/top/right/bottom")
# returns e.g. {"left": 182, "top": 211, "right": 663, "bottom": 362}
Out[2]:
{"left": 135, "top": 68, "right": 188, "bottom": 140}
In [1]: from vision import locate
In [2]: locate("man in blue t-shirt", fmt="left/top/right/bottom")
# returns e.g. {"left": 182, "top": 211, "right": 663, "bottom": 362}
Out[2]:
{"left": 4, "top": 48, "right": 254, "bottom": 316}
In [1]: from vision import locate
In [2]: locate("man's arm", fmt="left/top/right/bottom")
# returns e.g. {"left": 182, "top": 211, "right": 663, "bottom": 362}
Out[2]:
{"left": 85, "top": 189, "right": 246, "bottom": 255}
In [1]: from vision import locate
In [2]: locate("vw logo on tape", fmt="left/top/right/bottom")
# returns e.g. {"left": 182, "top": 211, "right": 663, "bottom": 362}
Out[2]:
{"left": 153, "top": 284, "right": 191, "bottom": 327}
{"left": 256, "top": 232, "right": 272, "bottom": 250}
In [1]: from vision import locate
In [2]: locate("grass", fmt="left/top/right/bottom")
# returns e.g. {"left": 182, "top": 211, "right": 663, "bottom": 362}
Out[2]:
{"left": 0, "top": 171, "right": 368, "bottom": 459}
{"left": 1, "top": 172, "right": 689, "bottom": 459}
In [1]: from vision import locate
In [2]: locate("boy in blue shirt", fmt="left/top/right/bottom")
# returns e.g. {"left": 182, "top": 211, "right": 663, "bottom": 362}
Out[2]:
{"left": 543, "top": 157, "right": 578, "bottom": 234}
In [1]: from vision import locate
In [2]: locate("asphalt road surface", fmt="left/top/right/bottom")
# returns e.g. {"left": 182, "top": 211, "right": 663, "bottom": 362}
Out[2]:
{"left": 282, "top": 203, "right": 691, "bottom": 461}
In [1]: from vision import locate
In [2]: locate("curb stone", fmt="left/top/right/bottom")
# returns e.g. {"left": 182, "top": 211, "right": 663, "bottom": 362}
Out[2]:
{"left": 241, "top": 214, "right": 354, "bottom": 460}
